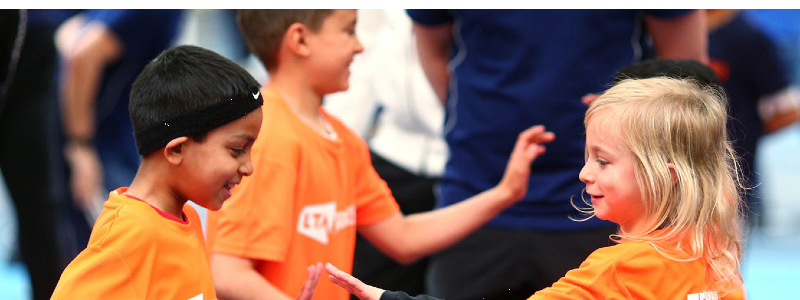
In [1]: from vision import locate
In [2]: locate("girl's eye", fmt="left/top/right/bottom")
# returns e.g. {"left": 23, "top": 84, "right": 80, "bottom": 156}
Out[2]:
{"left": 231, "top": 148, "right": 245, "bottom": 155}
{"left": 596, "top": 159, "right": 609, "bottom": 166}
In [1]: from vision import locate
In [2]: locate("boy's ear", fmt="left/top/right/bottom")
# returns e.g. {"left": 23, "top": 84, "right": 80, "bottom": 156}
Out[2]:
{"left": 163, "top": 136, "right": 189, "bottom": 166}
{"left": 285, "top": 23, "right": 311, "bottom": 57}
{"left": 666, "top": 163, "right": 678, "bottom": 185}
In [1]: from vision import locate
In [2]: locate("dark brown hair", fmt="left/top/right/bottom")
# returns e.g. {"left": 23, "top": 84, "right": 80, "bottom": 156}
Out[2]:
{"left": 237, "top": 9, "right": 334, "bottom": 71}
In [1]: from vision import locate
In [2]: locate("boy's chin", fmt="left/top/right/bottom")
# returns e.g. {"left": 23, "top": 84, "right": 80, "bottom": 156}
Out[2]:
{"left": 194, "top": 198, "right": 225, "bottom": 211}
{"left": 325, "top": 82, "right": 350, "bottom": 95}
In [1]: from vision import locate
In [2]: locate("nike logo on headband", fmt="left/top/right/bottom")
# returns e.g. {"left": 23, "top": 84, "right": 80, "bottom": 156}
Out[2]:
{"left": 252, "top": 91, "right": 260, "bottom": 99}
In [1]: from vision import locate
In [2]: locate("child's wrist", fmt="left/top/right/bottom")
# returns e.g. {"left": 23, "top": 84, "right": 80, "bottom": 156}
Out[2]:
{"left": 491, "top": 184, "right": 519, "bottom": 205}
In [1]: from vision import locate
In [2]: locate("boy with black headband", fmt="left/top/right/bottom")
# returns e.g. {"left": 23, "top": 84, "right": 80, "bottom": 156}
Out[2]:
{"left": 206, "top": 9, "right": 555, "bottom": 300}
{"left": 51, "top": 45, "right": 322, "bottom": 299}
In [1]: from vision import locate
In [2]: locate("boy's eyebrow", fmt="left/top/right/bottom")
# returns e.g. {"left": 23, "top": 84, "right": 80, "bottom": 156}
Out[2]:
{"left": 233, "top": 134, "right": 257, "bottom": 142}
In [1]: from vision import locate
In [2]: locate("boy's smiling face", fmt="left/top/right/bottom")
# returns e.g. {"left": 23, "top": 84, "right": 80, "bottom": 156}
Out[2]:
{"left": 305, "top": 9, "right": 363, "bottom": 95}
{"left": 178, "top": 108, "right": 262, "bottom": 210}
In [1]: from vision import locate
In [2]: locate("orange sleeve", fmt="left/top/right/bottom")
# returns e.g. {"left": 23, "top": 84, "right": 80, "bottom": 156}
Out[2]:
{"left": 51, "top": 214, "right": 148, "bottom": 300}
{"left": 352, "top": 137, "right": 400, "bottom": 226}
{"left": 612, "top": 251, "right": 669, "bottom": 300}
{"left": 207, "top": 136, "right": 299, "bottom": 262}
{"left": 528, "top": 249, "right": 632, "bottom": 300}
{"left": 51, "top": 245, "right": 138, "bottom": 299}
{"left": 531, "top": 242, "right": 743, "bottom": 300}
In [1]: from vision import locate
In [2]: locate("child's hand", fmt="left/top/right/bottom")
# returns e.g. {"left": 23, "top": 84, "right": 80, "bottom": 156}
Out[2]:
{"left": 497, "top": 125, "right": 555, "bottom": 203}
{"left": 296, "top": 263, "right": 323, "bottom": 300}
{"left": 325, "top": 263, "right": 384, "bottom": 300}
{"left": 582, "top": 93, "right": 600, "bottom": 106}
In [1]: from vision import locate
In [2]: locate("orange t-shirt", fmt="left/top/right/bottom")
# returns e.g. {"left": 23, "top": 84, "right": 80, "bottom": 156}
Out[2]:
{"left": 206, "top": 85, "right": 400, "bottom": 300}
{"left": 52, "top": 188, "right": 216, "bottom": 300}
{"left": 528, "top": 240, "right": 745, "bottom": 300}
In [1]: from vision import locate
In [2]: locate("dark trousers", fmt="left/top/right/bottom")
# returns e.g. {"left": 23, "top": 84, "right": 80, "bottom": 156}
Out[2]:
{"left": 426, "top": 226, "right": 617, "bottom": 300}
{"left": 351, "top": 152, "right": 438, "bottom": 299}
{"left": 1, "top": 16, "right": 79, "bottom": 300}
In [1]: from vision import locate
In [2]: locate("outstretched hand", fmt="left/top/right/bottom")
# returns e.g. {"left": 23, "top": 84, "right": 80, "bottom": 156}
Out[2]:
{"left": 497, "top": 125, "right": 556, "bottom": 202}
{"left": 326, "top": 263, "right": 384, "bottom": 300}
{"left": 296, "top": 263, "right": 323, "bottom": 300}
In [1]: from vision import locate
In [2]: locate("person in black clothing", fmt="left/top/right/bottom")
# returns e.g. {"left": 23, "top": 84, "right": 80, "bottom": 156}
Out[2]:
{"left": 0, "top": 9, "right": 80, "bottom": 300}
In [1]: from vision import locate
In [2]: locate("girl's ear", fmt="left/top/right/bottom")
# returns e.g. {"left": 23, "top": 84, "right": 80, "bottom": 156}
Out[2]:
{"left": 164, "top": 136, "right": 189, "bottom": 166}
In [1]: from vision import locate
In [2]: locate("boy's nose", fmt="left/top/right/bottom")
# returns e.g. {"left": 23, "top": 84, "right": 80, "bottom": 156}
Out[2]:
{"left": 354, "top": 36, "right": 364, "bottom": 53}
{"left": 240, "top": 156, "right": 254, "bottom": 176}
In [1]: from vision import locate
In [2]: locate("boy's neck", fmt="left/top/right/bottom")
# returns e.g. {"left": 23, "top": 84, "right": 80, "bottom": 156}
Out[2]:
{"left": 125, "top": 161, "right": 187, "bottom": 220}
{"left": 270, "top": 70, "right": 338, "bottom": 139}
{"left": 271, "top": 70, "right": 324, "bottom": 119}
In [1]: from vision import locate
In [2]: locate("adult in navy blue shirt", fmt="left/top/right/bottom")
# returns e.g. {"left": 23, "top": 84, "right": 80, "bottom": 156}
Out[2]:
{"left": 707, "top": 9, "right": 800, "bottom": 227}
{"left": 407, "top": 10, "right": 708, "bottom": 300}
{"left": 58, "top": 10, "right": 182, "bottom": 219}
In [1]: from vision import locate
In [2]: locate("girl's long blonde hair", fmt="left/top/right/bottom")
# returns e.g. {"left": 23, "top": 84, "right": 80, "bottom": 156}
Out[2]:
{"left": 584, "top": 77, "right": 744, "bottom": 292}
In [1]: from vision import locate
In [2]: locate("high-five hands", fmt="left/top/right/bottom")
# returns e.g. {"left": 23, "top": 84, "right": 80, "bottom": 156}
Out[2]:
{"left": 325, "top": 263, "right": 384, "bottom": 300}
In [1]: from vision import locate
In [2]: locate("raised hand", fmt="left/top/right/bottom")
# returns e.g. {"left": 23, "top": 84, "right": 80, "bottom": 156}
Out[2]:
{"left": 497, "top": 125, "right": 556, "bottom": 202}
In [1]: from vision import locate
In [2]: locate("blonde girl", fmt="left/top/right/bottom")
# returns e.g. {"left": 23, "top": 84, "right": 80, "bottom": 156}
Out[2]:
{"left": 326, "top": 77, "right": 745, "bottom": 300}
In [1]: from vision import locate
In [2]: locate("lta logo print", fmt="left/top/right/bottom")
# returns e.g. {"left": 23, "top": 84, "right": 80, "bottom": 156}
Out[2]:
{"left": 687, "top": 291, "right": 718, "bottom": 300}
{"left": 296, "top": 202, "right": 355, "bottom": 244}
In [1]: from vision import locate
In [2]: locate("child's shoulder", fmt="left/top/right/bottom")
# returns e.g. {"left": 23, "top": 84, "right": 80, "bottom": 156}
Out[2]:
{"left": 588, "top": 241, "right": 670, "bottom": 269}
{"left": 89, "top": 195, "right": 166, "bottom": 251}
{"left": 594, "top": 240, "right": 709, "bottom": 280}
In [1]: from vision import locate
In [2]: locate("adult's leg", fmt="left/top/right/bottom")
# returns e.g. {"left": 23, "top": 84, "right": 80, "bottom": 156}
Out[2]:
{"left": 0, "top": 21, "right": 70, "bottom": 300}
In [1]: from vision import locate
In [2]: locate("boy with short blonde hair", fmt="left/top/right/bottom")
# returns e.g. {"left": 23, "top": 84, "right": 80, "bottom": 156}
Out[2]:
{"left": 206, "top": 9, "right": 555, "bottom": 300}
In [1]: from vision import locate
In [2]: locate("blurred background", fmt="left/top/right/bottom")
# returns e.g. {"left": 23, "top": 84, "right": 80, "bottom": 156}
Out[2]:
{"left": 1, "top": 9, "right": 798, "bottom": 300}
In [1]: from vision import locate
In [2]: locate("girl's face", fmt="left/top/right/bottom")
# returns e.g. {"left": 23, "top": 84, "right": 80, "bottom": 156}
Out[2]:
{"left": 579, "top": 111, "right": 648, "bottom": 234}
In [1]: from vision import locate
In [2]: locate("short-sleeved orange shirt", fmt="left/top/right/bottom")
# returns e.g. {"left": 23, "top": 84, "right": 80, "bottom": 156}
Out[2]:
{"left": 206, "top": 85, "right": 400, "bottom": 300}
{"left": 52, "top": 188, "right": 216, "bottom": 300}
{"left": 528, "top": 241, "right": 745, "bottom": 300}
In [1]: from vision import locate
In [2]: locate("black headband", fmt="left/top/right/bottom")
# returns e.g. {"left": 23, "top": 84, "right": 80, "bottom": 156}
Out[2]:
{"left": 134, "top": 90, "right": 264, "bottom": 155}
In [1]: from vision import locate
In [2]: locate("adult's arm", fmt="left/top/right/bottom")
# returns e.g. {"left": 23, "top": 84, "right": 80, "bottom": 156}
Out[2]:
{"left": 57, "top": 19, "right": 121, "bottom": 210}
{"left": 412, "top": 22, "right": 452, "bottom": 105}
{"left": 645, "top": 10, "right": 709, "bottom": 63}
